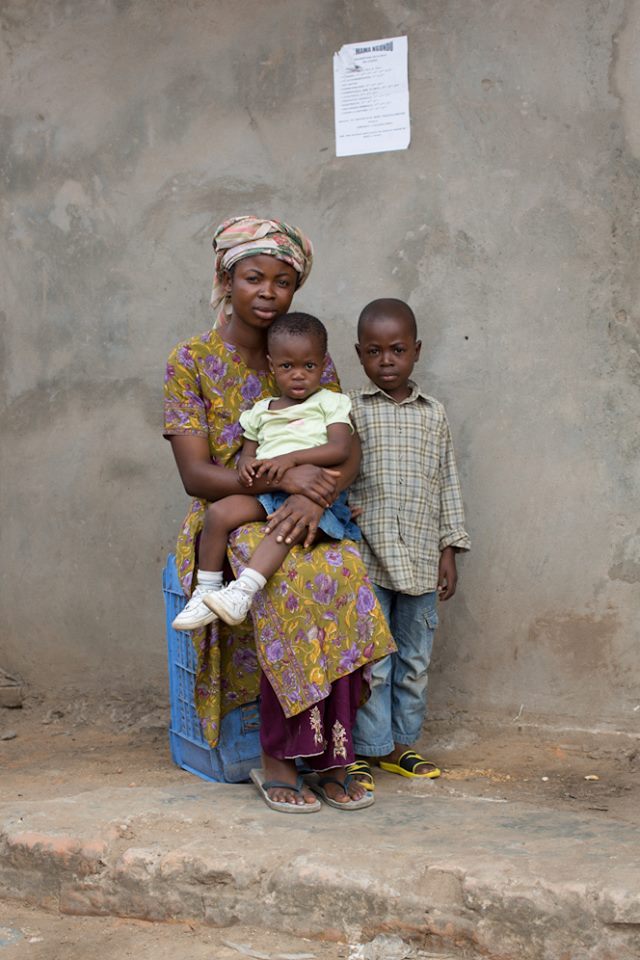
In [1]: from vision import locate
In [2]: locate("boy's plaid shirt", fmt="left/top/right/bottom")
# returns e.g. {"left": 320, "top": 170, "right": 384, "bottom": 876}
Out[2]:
{"left": 348, "top": 381, "right": 470, "bottom": 595}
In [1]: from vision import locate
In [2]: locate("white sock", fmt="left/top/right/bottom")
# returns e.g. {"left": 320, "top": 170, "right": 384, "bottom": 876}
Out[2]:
{"left": 196, "top": 569, "right": 223, "bottom": 590}
{"left": 235, "top": 568, "right": 267, "bottom": 597}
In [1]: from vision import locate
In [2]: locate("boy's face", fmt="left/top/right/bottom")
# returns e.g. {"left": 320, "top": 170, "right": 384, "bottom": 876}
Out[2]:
{"left": 268, "top": 333, "right": 325, "bottom": 402}
{"left": 356, "top": 313, "right": 421, "bottom": 401}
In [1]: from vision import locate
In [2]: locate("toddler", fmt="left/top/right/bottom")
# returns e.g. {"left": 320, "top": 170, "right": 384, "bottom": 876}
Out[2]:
{"left": 172, "top": 312, "right": 360, "bottom": 631}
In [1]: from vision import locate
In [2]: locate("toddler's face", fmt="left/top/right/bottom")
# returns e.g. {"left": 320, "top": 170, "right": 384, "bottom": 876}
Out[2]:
{"left": 268, "top": 333, "right": 325, "bottom": 402}
{"left": 356, "top": 313, "right": 421, "bottom": 401}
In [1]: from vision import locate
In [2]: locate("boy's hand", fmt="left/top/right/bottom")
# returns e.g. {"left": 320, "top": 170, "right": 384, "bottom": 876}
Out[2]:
{"left": 238, "top": 458, "right": 259, "bottom": 487}
{"left": 437, "top": 546, "right": 458, "bottom": 601}
{"left": 253, "top": 454, "right": 298, "bottom": 484}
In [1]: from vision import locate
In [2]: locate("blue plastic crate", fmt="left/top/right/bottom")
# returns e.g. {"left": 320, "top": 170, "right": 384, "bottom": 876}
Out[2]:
{"left": 163, "top": 554, "right": 261, "bottom": 783}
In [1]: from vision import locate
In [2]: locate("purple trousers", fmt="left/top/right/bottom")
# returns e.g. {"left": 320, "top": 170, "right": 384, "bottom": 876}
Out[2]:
{"left": 259, "top": 669, "right": 363, "bottom": 772}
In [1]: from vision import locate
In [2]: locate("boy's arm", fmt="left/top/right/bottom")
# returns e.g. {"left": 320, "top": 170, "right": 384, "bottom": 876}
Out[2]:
{"left": 437, "top": 413, "right": 470, "bottom": 600}
{"left": 438, "top": 414, "right": 470, "bottom": 551}
{"left": 252, "top": 423, "right": 352, "bottom": 484}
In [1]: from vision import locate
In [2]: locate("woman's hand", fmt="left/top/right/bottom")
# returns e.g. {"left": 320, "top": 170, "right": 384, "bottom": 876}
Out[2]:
{"left": 264, "top": 495, "right": 325, "bottom": 547}
{"left": 278, "top": 464, "right": 339, "bottom": 507}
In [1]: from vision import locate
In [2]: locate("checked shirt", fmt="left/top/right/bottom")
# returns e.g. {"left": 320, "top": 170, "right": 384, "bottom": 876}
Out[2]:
{"left": 348, "top": 381, "right": 470, "bottom": 595}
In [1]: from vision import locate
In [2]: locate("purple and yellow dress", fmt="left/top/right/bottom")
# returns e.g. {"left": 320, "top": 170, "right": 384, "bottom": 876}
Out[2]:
{"left": 164, "top": 329, "right": 395, "bottom": 767}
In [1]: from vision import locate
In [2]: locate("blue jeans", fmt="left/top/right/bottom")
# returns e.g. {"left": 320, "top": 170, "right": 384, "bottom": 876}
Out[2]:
{"left": 352, "top": 585, "right": 439, "bottom": 756}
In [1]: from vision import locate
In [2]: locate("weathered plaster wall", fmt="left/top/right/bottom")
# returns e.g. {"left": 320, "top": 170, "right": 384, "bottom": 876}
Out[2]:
{"left": 1, "top": 0, "right": 638, "bottom": 727}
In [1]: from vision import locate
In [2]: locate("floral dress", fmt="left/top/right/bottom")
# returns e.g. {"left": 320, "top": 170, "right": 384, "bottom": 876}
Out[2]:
{"left": 164, "top": 329, "right": 395, "bottom": 749}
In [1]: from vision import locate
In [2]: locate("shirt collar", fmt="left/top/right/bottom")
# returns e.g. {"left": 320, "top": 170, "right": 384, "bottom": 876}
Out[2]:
{"left": 361, "top": 379, "right": 434, "bottom": 405}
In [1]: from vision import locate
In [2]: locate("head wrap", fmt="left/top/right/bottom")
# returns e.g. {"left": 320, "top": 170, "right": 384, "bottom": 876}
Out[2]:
{"left": 210, "top": 216, "right": 314, "bottom": 327}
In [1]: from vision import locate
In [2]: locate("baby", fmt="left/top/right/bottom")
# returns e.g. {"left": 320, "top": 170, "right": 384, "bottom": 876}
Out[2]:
{"left": 172, "top": 312, "right": 360, "bottom": 630}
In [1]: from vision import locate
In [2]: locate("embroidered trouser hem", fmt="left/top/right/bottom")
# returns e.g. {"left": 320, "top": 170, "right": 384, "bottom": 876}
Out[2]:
{"left": 259, "top": 669, "right": 362, "bottom": 771}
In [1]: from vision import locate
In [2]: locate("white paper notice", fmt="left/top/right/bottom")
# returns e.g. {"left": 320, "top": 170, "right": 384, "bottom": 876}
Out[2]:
{"left": 333, "top": 36, "right": 410, "bottom": 157}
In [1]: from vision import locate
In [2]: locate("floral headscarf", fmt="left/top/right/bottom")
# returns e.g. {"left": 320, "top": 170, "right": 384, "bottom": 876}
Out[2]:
{"left": 211, "top": 215, "right": 314, "bottom": 327}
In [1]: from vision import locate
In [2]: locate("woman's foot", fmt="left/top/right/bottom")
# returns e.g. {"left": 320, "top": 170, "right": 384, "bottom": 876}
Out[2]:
{"left": 261, "top": 754, "right": 318, "bottom": 807}
{"left": 319, "top": 766, "right": 369, "bottom": 804}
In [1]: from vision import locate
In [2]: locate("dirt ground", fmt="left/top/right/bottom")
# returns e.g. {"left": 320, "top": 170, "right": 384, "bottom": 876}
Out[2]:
{"left": 1, "top": 901, "right": 343, "bottom": 960}
{"left": 1, "top": 693, "right": 638, "bottom": 960}
{"left": 1, "top": 692, "right": 638, "bottom": 823}
{"left": 0, "top": 901, "right": 479, "bottom": 960}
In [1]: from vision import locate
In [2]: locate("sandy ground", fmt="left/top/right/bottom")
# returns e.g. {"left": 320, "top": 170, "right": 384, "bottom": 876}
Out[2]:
{"left": 1, "top": 901, "right": 344, "bottom": 960}
{"left": 1, "top": 694, "right": 638, "bottom": 960}
{"left": 0, "top": 902, "right": 481, "bottom": 960}
{"left": 3, "top": 901, "right": 474, "bottom": 960}
{"left": 0, "top": 693, "right": 638, "bottom": 822}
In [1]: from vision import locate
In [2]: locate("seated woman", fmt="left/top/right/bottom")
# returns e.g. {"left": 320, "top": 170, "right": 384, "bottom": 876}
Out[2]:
{"left": 164, "top": 215, "right": 394, "bottom": 813}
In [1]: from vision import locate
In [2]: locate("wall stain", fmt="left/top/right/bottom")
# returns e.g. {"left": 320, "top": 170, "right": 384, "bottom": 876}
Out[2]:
{"left": 140, "top": 176, "right": 277, "bottom": 243}
{"left": 0, "top": 113, "right": 52, "bottom": 194}
{"left": 4, "top": 377, "right": 161, "bottom": 435}
{"left": 100, "top": 456, "right": 150, "bottom": 483}
{"left": 528, "top": 611, "right": 619, "bottom": 677}
{"left": 609, "top": 529, "right": 640, "bottom": 583}
{"left": 0, "top": 313, "right": 8, "bottom": 406}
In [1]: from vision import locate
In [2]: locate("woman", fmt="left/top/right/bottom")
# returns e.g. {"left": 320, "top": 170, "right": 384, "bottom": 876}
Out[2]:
{"left": 164, "top": 216, "right": 394, "bottom": 812}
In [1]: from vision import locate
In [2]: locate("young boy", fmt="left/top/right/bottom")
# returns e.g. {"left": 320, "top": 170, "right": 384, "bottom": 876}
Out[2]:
{"left": 347, "top": 298, "right": 470, "bottom": 788}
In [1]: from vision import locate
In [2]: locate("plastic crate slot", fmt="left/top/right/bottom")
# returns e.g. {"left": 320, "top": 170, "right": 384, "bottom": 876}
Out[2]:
{"left": 163, "top": 554, "right": 261, "bottom": 783}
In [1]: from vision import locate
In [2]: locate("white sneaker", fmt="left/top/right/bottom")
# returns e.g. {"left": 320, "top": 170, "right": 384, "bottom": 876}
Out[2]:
{"left": 172, "top": 584, "right": 220, "bottom": 631}
{"left": 203, "top": 583, "right": 253, "bottom": 626}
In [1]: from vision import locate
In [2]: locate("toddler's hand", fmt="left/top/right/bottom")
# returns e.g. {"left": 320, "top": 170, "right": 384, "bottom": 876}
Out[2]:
{"left": 238, "top": 459, "right": 257, "bottom": 487}
{"left": 254, "top": 454, "right": 297, "bottom": 484}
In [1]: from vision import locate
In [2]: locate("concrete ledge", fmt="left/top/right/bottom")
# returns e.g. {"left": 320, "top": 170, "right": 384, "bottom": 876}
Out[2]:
{"left": 1, "top": 783, "right": 639, "bottom": 959}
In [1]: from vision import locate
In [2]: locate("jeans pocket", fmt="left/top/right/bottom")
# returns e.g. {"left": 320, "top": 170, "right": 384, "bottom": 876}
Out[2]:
{"left": 424, "top": 607, "right": 439, "bottom": 631}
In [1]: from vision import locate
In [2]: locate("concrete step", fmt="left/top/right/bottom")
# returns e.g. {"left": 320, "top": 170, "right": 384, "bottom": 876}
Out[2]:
{"left": 1, "top": 781, "right": 638, "bottom": 960}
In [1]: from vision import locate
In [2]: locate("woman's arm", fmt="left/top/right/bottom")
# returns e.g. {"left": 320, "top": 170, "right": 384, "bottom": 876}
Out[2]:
{"left": 168, "top": 435, "right": 340, "bottom": 505}
{"left": 263, "top": 432, "right": 362, "bottom": 546}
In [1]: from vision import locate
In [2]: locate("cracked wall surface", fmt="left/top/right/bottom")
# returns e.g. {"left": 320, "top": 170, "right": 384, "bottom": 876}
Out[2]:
{"left": 1, "top": 0, "right": 639, "bottom": 727}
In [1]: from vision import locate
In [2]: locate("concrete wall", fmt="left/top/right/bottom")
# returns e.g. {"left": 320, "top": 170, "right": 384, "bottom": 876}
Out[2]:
{"left": 2, "top": 0, "right": 638, "bottom": 728}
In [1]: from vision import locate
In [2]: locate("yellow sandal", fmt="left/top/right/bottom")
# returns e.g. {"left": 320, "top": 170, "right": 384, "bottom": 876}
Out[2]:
{"left": 345, "top": 759, "right": 376, "bottom": 791}
{"left": 379, "top": 750, "right": 441, "bottom": 779}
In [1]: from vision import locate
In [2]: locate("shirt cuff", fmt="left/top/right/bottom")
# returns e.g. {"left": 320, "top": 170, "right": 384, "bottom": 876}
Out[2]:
{"left": 439, "top": 530, "right": 471, "bottom": 552}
